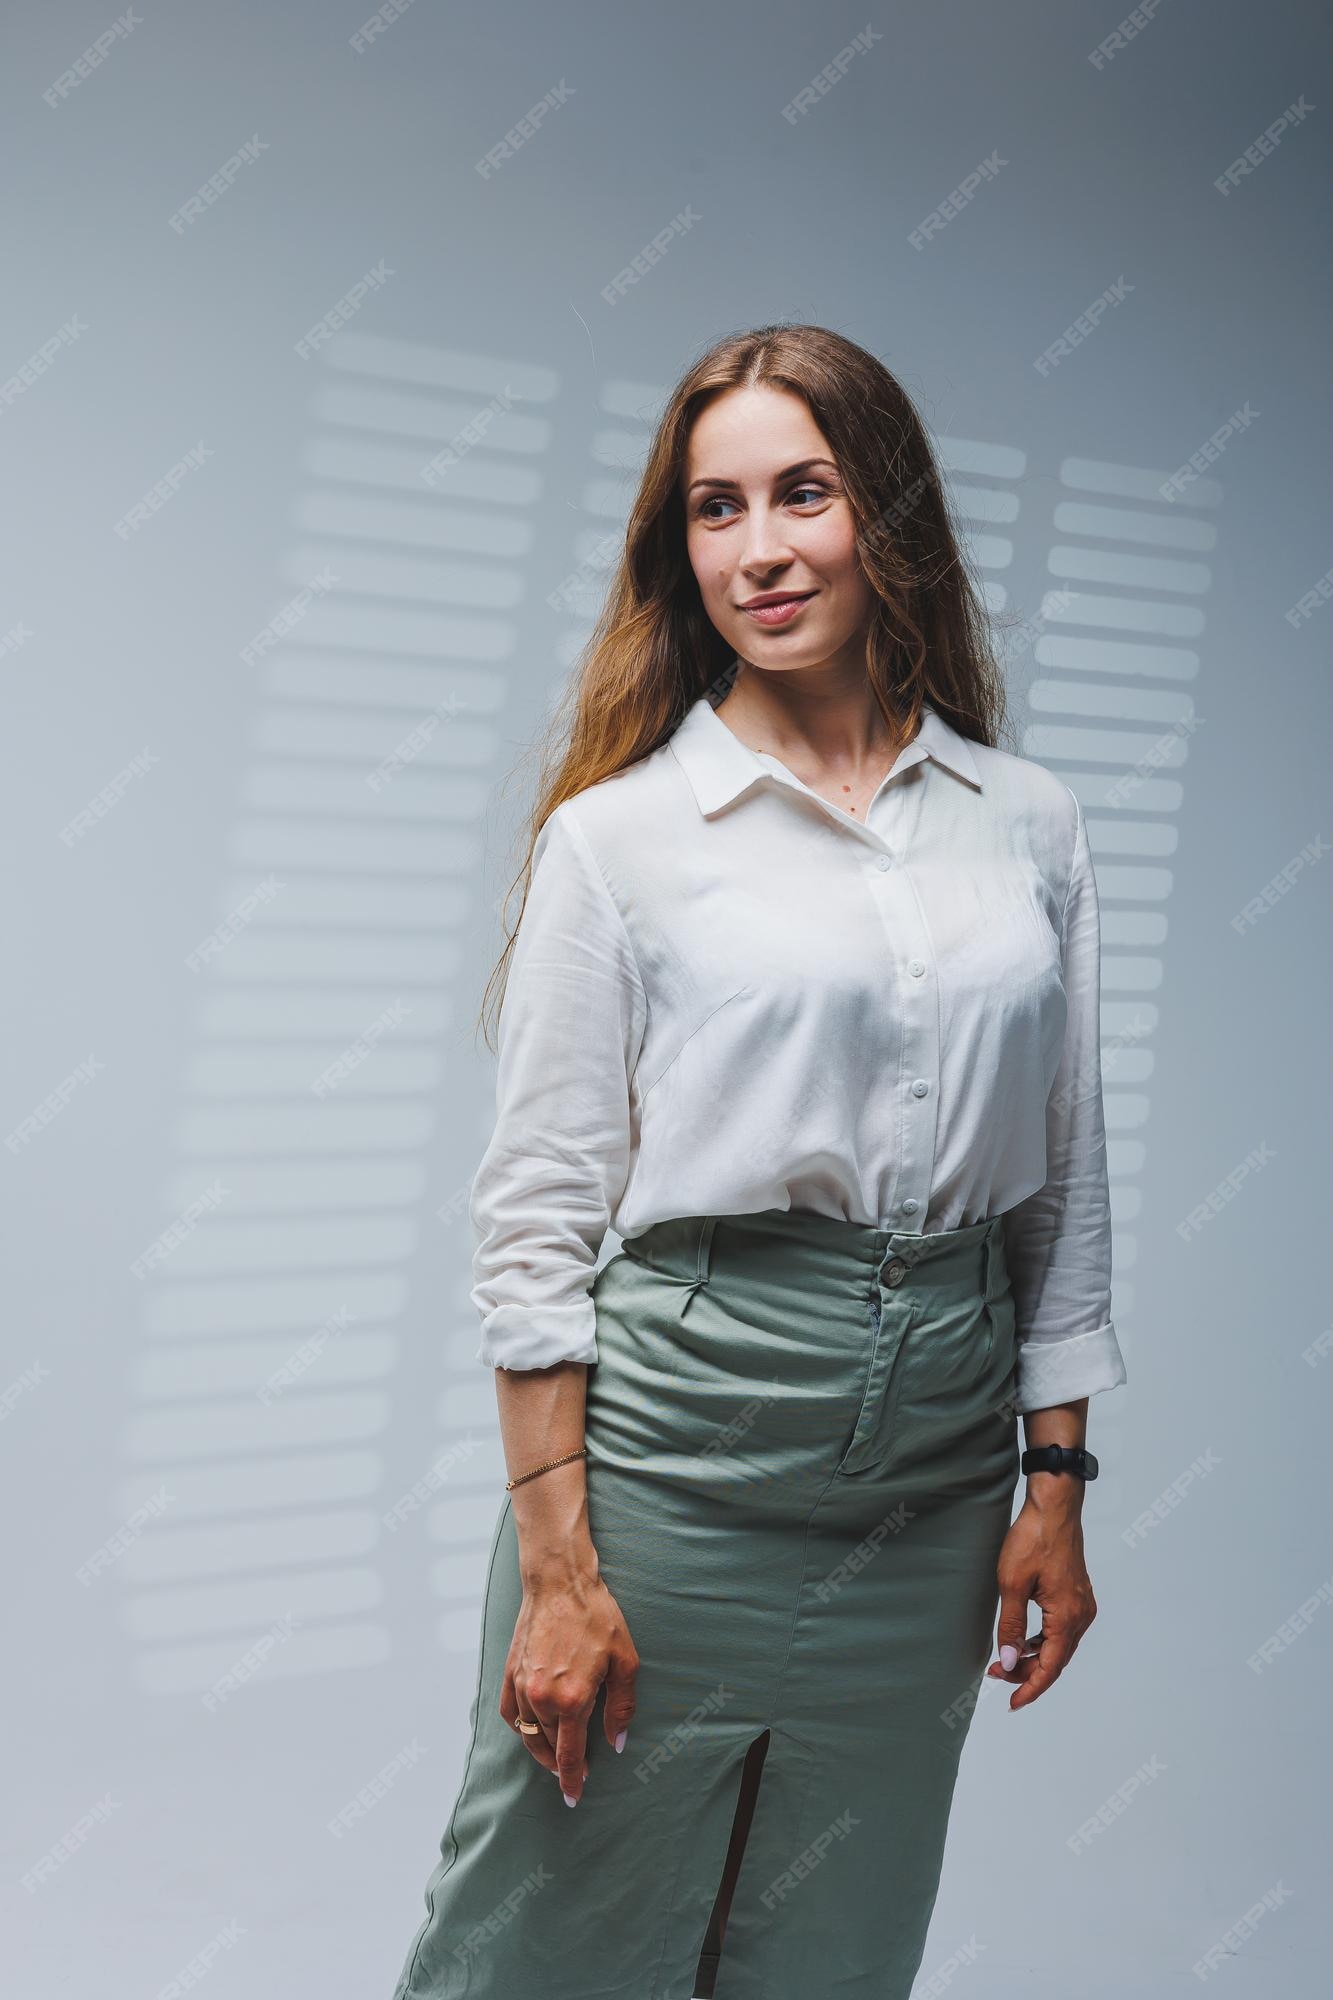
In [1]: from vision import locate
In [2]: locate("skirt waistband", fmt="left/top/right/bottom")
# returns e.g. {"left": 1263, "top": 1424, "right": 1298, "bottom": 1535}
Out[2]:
{"left": 622, "top": 1206, "right": 1008, "bottom": 1307}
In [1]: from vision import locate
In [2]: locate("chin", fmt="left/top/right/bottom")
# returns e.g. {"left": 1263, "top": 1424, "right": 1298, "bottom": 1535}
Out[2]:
{"left": 724, "top": 625, "right": 831, "bottom": 664}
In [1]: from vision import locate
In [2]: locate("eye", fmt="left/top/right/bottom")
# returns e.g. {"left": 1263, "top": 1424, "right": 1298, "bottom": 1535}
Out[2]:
{"left": 696, "top": 483, "right": 831, "bottom": 522}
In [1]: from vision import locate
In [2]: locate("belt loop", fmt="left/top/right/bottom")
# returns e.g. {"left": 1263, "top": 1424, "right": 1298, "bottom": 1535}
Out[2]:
{"left": 982, "top": 1217, "right": 1003, "bottom": 1303}
{"left": 695, "top": 1216, "right": 717, "bottom": 1287}
{"left": 680, "top": 1216, "right": 717, "bottom": 1310}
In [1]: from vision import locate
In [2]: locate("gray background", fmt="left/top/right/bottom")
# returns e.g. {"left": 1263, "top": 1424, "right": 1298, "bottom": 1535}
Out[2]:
{"left": 3, "top": 1, "right": 1330, "bottom": 1994}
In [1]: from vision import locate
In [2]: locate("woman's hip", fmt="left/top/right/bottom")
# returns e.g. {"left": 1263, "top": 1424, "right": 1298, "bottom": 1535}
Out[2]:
{"left": 583, "top": 1206, "right": 1020, "bottom": 1509}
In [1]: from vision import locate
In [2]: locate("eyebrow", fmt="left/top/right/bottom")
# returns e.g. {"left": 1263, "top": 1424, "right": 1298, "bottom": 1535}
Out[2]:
{"left": 686, "top": 456, "right": 840, "bottom": 496}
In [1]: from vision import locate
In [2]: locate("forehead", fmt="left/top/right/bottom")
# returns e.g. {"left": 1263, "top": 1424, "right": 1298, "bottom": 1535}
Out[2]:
{"left": 681, "top": 383, "right": 833, "bottom": 484}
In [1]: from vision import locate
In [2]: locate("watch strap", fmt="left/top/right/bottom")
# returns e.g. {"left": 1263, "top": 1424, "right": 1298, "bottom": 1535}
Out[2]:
{"left": 1020, "top": 1443, "right": 1099, "bottom": 1480}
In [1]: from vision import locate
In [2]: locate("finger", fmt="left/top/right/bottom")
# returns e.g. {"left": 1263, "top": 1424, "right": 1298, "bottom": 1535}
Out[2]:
{"left": 516, "top": 1724, "right": 558, "bottom": 1774}
{"left": 530, "top": 1714, "right": 561, "bottom": 1772}
{"left": 996, "top": 1637, "right": 1046, "bottom": 1685}
{"left": 601, "top": 1649, "right": 639, "bottom": 1754}
{"left": 555, "top": 1715, "right": 590, "bottom": 1804}
{"left": 1009, "top": 1623, "right": 1076, "bottom": 1709}
{"left": 498, "top": 1658, "right": 518, "bottom": 1727}
{"left": 986, "top": 1625, "right": 1044, "bottom": 1681}
{"left": 503, "top": 1684, "right": 559, "bottom": 1774}
{"left": 990, "top": 1584, "right": 1033, "bottom": 1675}
{"left": 528, "top": 1728, "right": 556, "bottom": 1776}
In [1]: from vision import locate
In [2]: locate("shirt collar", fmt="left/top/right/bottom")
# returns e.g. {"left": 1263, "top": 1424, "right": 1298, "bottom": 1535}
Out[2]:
{"left": 668, "top": 694, "right": 982, "bottom": 817}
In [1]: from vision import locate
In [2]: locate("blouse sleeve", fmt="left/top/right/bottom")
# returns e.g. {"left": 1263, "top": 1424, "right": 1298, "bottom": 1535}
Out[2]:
{"left": 1002, "top": 790, "right": 1129, "bottom": 1414}
{"left": 469, "top": 805, "right": 647, "bottom": 1370}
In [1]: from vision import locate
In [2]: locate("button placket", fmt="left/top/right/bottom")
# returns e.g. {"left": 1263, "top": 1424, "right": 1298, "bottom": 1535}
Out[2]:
{"left": 873, "top": 860, "right": 938, "bottom": 1226}
{"left": 866, "top": 1248, "right": 908, "bottom": 1330}
{"left": 860, "top": 795, "right": 936, "bottom": 1227}
{"left": 843, "top": 1249, "right": 918, "bottom": 1475}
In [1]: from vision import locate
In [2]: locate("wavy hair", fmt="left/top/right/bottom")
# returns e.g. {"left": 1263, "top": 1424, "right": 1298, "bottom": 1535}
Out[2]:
{"left": 478, "top": 322, "right": 1013, "bottom": 1049}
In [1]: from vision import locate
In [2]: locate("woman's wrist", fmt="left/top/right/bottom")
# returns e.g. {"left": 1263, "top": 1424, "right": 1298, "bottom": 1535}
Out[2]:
{"left": 510, "top": 1462, "right": 598, "bottom": 1585}
{"left": 1023, "top": 1469, "right": 1086, "bottom": 1514}
{"left": 1020, "top": 1396, "right": 1089, "bottom": 1516}
{"left": 518, "top": 1538, "right": 602, "bottom": 1591}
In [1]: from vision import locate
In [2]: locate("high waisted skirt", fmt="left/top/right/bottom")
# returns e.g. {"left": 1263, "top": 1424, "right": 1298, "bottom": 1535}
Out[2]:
{"left": 390, "top": 1207, "right": 1022, "bottom": 2000}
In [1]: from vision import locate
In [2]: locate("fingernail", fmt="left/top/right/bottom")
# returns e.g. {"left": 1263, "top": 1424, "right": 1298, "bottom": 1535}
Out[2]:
{"left": 614, "top": 1730, "right": 627, "bottom": 1754}
{"left": 562, "top": 1792, "right": 578, "bottom": 1808}
{"left": 999, "top": 1644, "right": 1019, "bottom": 1671}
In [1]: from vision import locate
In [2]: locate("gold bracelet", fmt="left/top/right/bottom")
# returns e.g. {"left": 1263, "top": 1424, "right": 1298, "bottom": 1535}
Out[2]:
{"left": 505, "top": 1446, "right": 588, "bottom": 1492}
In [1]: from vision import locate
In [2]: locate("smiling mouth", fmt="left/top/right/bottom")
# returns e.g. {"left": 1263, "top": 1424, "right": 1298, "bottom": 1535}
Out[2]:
{"left": 739, "top": 592, "right": 816, "bottom": 622}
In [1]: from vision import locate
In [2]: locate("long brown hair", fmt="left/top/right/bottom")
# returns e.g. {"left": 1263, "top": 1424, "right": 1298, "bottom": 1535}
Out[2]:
{"left": 478, "top": 322, "right": 1012, "bottom": 1049}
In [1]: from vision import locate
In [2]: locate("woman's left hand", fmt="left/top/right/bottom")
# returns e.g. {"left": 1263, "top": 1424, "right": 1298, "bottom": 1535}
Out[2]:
{"left": 985, "top": 1491, "right": 1097, "bottom": 1710}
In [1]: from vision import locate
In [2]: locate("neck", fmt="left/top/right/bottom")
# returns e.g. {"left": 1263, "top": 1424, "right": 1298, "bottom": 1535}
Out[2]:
{"left": 715, "top": 665, "right": 915, "bottom": 765}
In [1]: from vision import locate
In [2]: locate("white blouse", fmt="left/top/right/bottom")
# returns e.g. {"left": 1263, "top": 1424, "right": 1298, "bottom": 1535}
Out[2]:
{"left": 469, "top": 693, "right": 1127, "bottom": 1414}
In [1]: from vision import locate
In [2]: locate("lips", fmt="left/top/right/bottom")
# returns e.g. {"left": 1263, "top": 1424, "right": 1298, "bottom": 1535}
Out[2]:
{"left": 739, "top": 591, "right": 814, "bottom": 609}
{"left": 739, "top": 592, "right": 815, "bottom": 626}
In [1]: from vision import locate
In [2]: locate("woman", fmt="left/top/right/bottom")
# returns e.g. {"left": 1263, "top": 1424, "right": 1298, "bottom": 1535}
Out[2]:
{"left": 390, "top": 324, "right": 1127, "bottom": 2000}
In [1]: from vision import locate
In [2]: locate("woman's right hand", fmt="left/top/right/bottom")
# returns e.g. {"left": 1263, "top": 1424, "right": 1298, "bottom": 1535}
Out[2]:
{"left": 499, "top": 1547, "right": 640, "bottom": 1807}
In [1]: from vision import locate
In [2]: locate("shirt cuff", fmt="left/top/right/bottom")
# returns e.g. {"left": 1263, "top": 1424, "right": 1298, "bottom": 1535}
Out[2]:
{"left": 476, "top": 1302, "right": 600, "bottom": 1371}
{"left": 1014, "top": 1320, "right": 1127, "bottom": 1413}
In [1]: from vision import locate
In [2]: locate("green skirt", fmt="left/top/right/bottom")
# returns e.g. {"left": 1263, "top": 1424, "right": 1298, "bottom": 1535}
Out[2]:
{"left": 391, "top": 1206, "right": 1020, "bottom": 1999}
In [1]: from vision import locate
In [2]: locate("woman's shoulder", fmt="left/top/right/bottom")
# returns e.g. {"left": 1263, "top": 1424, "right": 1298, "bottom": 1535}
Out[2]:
{"left": 550, "top": 736, "right": 688, "bottom": 855}
{"left": 968, "top": 733, "right": 1079, "bottom": 827}
{"left": 963, "top": 735, "right": 1083, "bottom": 892}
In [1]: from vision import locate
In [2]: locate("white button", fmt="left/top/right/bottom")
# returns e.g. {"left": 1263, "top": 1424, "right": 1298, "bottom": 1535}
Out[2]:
{"left": 911, "top": 1078, "right": 929, "bottom": 1098}
{"left": 908, "top": 959, "right": 926, "bottom": 977}
{"left": 901, "top": 1197, "right": 919, "bottom": 1215}
{"left": 875, "top": 855, "right": 892, "bottom": 872}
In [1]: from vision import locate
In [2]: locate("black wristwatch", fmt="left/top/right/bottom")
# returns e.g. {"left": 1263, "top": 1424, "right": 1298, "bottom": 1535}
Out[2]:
{"left": 1021, "top": 1444, "right": 1099, "bottom": 1481}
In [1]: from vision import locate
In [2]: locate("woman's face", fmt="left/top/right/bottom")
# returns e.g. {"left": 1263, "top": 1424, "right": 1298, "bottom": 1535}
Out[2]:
{"left": 680, "top": 383, "right": 876, "bottom": 677}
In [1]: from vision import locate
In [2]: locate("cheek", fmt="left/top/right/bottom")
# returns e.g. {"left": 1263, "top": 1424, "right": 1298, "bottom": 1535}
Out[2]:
{"left": 805, "top": 537, "right": 874, "bottom": 633}
{"left": 804, "top": 517, "right": 864, "bottom": 586}
{"left": 685, "top": 528, "right": 730, "bottom": 596}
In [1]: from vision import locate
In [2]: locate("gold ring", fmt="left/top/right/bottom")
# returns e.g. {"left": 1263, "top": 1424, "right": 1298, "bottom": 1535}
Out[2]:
{"left": 516, "top": 1717, "right": 541, "bottom": 1735}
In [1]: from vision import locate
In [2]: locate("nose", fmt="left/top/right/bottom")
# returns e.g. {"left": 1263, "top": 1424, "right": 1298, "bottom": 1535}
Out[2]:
{"left": 739, "top": 509, "right": 795, "bottom": 576}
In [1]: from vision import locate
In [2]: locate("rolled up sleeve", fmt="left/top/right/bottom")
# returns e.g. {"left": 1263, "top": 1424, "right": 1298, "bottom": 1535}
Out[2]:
{"left": 1003, "top": 791, "right": 1128, "bottom": 1414}
{"left": 470, "top": 805, "right": 646, "bottom": 1370}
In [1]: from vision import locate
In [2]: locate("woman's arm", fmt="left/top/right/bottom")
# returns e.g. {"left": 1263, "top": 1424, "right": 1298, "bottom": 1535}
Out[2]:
{"left": 989, "top": 791, "right": 1125, "bottom": 1706}
{"left": 470, "top": 804, "right": 647, "bottom": 1797}
{"left": 1002, "top": 789, "right": 1127, "bottom": 1414}
{"left": 470, "top": 805, "right": 647, "bottom": 1372}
